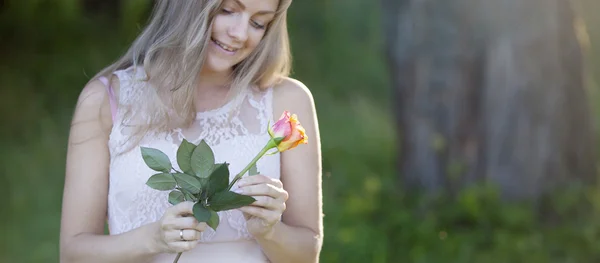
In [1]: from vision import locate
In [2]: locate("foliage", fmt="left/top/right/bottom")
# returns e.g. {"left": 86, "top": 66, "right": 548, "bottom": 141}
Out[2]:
{"left": 321, "top": 178, "right": 600, "bottom": 263}
{"left": 1, "top": 0, "right": 600, "bottom": 262}
{"left": 141, "top": 139, "right": 257, "bottom": 231}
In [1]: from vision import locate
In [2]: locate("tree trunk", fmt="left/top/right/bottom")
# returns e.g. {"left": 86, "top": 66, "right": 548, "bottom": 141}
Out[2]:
{"left": 384, "top": 0, "right": 597, "bottom": 200}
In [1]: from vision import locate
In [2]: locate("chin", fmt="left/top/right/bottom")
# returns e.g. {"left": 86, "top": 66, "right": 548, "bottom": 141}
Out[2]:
{"left": 207, "top": 64, "right": 233, "bottom": 73}
{"left": 204, "top": 56, "right": 235, "bottom": 73}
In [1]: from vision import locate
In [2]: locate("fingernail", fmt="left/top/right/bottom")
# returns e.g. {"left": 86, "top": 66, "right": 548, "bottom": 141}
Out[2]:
{"left": 234, "top": 188, "right": 243, "bottom": 194}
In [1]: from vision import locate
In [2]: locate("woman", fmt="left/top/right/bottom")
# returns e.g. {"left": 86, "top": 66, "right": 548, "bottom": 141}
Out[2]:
{"left": 59, "top": 0, "right": 323, "bottom": 262}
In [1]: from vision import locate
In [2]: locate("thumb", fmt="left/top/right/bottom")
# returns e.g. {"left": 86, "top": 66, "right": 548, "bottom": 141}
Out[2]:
{"left": 171, "top": 201, "right": 195, "bottom": 217}
{"left": 196, "top": 222, "right": 208, "bottom": 232}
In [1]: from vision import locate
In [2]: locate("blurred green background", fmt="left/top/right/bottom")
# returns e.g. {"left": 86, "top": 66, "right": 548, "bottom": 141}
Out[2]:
{"left": 1, "top": 0, "right": 600, "bottom": 262}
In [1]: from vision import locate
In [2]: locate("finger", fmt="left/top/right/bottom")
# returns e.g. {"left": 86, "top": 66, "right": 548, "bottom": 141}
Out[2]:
{"left": 237, "top": 184, "right": 287, "bottom": 199}
{"left": 238, "top": 175, "right": 283, "bottom": 188}
{"left": 167, "top": 229, "right": 201, "bottom": 242}
{"left": 251, "top": 196, "right": 286, "bottom": 212}
{"left": 165, "top": 217, "right": 199, "bottom": 230}
{"left": 237, "top": 174, "right": 269, "bottom": 186}
{"left": 239, "top": 206, "right": 281, "bottom": 225}
{"left": 195, "top": 222, "right": 208, "bottom": 232}
{"left": 167, "top": 201, "right": 195, "bottom": 218}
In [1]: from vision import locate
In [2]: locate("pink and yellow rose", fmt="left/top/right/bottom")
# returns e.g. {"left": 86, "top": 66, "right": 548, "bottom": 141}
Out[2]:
{"left": 229, "top": 110, "right": 309, "bottom": 187}
{"left": 269, "top": 111, "right": 308, "bottom": 152}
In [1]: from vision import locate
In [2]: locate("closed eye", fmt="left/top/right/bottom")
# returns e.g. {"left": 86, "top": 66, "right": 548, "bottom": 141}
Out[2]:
{"left": 221, "top": 6, "right": 267, "bottom": 30}
{"left": 251, "top": 20, "right": 266, "bottom": 30}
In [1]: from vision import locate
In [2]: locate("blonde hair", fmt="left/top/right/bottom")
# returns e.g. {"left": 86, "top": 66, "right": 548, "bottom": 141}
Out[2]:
{"left": 92, "top": 0, "right": 292, "bottom": 145}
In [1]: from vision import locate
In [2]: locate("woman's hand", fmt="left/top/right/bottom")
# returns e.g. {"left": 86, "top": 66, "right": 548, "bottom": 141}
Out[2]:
{"left": 151, "top": 201, "right": 207, "bottom": 254}
{"left": 235, "top": 175, "right": 289, "bottom": 239}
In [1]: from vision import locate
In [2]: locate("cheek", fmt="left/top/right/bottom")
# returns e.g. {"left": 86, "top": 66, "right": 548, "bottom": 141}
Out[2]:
{"left": 246, "top": 32, "right": 265, "bottom": 50}
{"left": 211, "top": 15, "right": 229, "bottom": 35}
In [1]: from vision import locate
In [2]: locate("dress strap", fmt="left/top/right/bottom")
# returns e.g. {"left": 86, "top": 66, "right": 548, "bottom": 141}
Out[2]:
{"left": 98, "top": 76, "right": 117, "bottom": 123}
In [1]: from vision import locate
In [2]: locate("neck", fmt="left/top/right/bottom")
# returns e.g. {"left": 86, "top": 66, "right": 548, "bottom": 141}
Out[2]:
{"left": 193, "top": 67, "right": 235, "bottom": 113}
{"left": 197, "top": 67, "right": 233, "bottom": 92}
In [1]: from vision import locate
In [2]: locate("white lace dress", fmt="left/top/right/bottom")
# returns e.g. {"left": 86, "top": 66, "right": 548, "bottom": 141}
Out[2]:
{"left": 106, "top": 67, "right": 279, "bottom": 262}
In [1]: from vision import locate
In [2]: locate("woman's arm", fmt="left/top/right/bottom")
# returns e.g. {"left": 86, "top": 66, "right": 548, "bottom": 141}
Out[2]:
{"left": 59, "top": 78, "right": 206, "bottom": 263}
{"left": 59, "top": 78, "right": 160, "bottom": 263}
{"left": 256, "top": 78, "right": 324, "bottom": 263}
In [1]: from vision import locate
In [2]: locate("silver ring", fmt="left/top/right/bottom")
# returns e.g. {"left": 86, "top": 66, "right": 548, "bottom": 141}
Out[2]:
{"left": 180, "top": 229, "right": 185, "bottom": 241}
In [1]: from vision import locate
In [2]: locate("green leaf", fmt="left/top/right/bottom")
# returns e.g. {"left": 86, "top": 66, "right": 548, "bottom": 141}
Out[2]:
{"left": 141, "top": 147, "right": 172, "bottom": 172}
{"left": 249, "top": 164, "right": 259, "bottom": 176}
{"left": 193, "top": 203, "right": 211, "bottom": 223}
{"left": 173, "top": 172, "right": 202, "bottom": 194}
{"left": 146, "top": 173, "right": 176, "bottom": 190}
{"left": 209, "top": 191, "right": 256, "bottom": 212}
{"left": 180, "top": 187, "right": 197, "bottom": 202}
{"left": 168, "top": 190, "right": 185, "bottom": 205}
{"left": 191, "top": 140, "right": 215, "bottom": 178}
{"left": 207, "top": 209, "right": 219, "bottom": 230}
{"left": 207, "top": 163, "right": 230, "bottom": 197}
{"left": 176, "top": 139, "right": 197, "bottom": 175}
{"left": 198, "top": 177, "right": 209, "bottom": 193}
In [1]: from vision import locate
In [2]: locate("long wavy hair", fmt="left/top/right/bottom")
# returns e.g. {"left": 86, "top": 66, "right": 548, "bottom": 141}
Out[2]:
{"left": 91, "top": 0, "right": 292, "bottom": 145}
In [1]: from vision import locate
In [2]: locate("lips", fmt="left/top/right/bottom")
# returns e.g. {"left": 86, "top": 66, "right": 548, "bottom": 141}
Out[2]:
{"left": 211, "top": 38, "right": 239, "bottom": 53}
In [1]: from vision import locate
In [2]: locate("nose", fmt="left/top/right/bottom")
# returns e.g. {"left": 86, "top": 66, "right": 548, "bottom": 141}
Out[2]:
{"left": 227, "top": 16, "right": 249, "bottom": 43}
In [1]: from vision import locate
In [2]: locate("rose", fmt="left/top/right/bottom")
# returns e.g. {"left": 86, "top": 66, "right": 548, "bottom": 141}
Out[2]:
{"left": 141, "top": 111, "right": 308, "bottom": 263}
{"left": 269, "top": 111, "right": 308, "bottom": 152}
{"left": 228, "top": 110, "right": 308, "bottom": 188}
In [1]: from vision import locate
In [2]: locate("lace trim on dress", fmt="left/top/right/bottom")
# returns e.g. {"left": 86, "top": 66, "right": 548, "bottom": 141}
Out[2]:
{"left": 105, "top": 66, "right": 279, "bottom": 243}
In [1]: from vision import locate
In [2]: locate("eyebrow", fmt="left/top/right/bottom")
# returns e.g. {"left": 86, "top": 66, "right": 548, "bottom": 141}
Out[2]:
{"left": 233, "top": 0, "right": 277, "bottom": 15}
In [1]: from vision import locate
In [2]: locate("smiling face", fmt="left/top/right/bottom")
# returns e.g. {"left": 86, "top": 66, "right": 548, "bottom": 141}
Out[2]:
{"left": 205, "top": 0, "right": 279, "bottom": 73}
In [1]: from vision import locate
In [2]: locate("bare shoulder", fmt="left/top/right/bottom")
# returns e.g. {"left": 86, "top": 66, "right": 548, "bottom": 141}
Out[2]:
{"left": 72, "top": 75, "right": 121, "bottom": 132}
{"left": 272, "top": 77, "right": 316, "bottom": 119}
{"left": 78, "top": 75, "right": 120, "bottom": 103}
{"left": 77, "top": 75, "right": 120, "bottom": 107}
{"left": 272, "top": 77, "right": 313, "bottom": 102}
{"left": 77, "top": 79, "right": 109, "bottom": 107}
